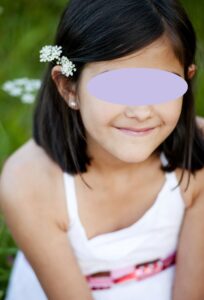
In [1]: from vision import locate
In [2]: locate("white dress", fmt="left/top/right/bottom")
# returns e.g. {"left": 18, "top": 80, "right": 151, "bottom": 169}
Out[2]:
{"left": 5, "top": 152, "right": 185, "bottom": 300}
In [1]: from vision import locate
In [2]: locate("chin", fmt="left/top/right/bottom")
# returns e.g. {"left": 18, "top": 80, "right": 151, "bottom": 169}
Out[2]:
{"left": 116, "top": 151, "right": 151, "bottom": 164}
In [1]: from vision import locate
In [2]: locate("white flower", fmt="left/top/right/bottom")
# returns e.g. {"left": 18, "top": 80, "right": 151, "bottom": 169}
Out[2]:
{"left": 60, "top": 56, "right": 77, "bottom": 77}
{"left": 30, "top": 80, "right": 41, "bottom": 89}
{"left": 39, "top": 45, "right": 62, "bottom": 62}
{"left": 39, "top": 44, "right": 77, "bottom": 77}
{"left": 1, "top": 78, "right": 41, "bottom": 104}
{"left": 9, "top": 87, "right": 22, "bottom": 96}
{"left": 21, "top": 94, "right": 35, "bottom": 104}
{"left": 2, "top": 81, "right": 15, "bottom": 92}
{"left": 13, "top": 78, "right": 29, "bottom": 85}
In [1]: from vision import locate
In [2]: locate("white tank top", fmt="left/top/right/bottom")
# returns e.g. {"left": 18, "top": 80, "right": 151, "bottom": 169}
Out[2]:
{"left": 5, "top": 151, "right": 186, "bottom": 300}
{"left": 63, "top": 151, "right": 186, "bottom": 276}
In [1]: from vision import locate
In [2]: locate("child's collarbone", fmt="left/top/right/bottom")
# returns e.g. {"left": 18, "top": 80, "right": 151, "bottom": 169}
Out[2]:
{"left": 72, "top": 168, "right": 194, "bottom": 240}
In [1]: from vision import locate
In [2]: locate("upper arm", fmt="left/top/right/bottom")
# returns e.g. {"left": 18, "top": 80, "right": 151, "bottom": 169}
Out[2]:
{"left": 0, "top": 156, "right": 93, "bottom": 300}
{"left": 172, "top": 168, "right": 204, "bottom": 300}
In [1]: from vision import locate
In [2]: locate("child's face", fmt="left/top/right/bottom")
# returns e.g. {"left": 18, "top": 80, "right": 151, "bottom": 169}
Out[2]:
{"left": 75, "top": 37, "right": 185, "bottom": 168}
{"left": 52, "top": 36, "right": 195, "bottom": 173}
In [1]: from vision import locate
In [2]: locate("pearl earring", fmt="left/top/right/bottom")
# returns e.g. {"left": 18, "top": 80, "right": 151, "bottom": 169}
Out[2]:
{"left": 69, "top": 99, "right": 78, "bottom": 109}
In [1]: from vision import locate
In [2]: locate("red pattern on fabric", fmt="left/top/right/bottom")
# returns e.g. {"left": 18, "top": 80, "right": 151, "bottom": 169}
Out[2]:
{"left": 85, "top": 252, "right": 176, "bottom": 290}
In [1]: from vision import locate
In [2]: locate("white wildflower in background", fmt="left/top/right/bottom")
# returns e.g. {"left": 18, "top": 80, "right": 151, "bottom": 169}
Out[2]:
{"left": 21, "top": 94, "right": 35, "bottom": 104}
{"left": 2, "top": 78, "right": 41, "bottom": 104}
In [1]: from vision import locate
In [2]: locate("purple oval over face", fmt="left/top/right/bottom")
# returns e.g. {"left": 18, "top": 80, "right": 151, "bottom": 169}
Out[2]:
{"left": 87, "top": 68, "right": 188, "bottom": 105}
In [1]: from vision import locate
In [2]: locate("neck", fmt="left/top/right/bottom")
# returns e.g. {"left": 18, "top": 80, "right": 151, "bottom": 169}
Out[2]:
{"left": 85, "top": 144, "right": 160, "bottom": 189}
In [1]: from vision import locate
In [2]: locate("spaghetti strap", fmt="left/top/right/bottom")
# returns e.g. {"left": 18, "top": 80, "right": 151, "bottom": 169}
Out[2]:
{"left": 63, "top": 173, "right": 78, "bottom": 226}
{"left": 160, "top": 151, "right": 168, "bottom": 166}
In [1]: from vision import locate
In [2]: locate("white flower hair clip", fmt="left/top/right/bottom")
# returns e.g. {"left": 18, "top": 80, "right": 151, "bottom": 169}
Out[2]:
{"left": 39, "top": 45, "right": 77, "bottom": 77}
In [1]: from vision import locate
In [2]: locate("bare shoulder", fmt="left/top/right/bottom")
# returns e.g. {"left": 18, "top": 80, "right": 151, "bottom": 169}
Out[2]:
{"left": 1, "top": 138, "right": 58, "bottom": 175}
{"left": 0, "top": 139, "right": 93, "bottom": 299}
{"left": 0, "top": 138, "right": 69, "bottom": 231}
{"left": 191, "top": 166, "right": 204, "bottom": 203}
{"left": 172, "top": 115, "right": 204, "bottom": 209}
{"left": 174, "top": 167, "right": 196, "bottom": 208}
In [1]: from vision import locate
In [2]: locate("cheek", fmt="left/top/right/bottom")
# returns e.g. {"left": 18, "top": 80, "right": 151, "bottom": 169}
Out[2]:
{"left": 80, "top": 101, "right": 118, "bottom": 135}
{"left": 159, "top": 98, "right": 183, "bottom": 126}
{"left": 83, "top": 97, "right": 120, "bottom": 128}
{"left": 79, "top": 76, "right": 122, "bottom": 128}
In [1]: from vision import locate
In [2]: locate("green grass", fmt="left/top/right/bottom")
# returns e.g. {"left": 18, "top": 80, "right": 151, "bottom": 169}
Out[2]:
{"left": 0, "top": 0, "right": 204, "bottom": 299}
{"left": 0, "top": 1, "right": 67, "bottom": 298}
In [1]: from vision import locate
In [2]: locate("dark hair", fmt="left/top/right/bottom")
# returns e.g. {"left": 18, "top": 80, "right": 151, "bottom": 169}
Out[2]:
{"left": 32, "top": 0, "right": 204, "bottom": 191}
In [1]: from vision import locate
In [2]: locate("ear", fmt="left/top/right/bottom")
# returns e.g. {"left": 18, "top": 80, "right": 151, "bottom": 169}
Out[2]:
{"left": 187, "top": 64, "right": 197, "bottom": 80}
{"left": 51, "top": 65, "right": 77, "bottom": 105}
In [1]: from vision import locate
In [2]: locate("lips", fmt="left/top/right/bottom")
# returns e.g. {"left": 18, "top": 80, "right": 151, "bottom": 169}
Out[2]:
{"left": 116, "top": 127, "right": 154, "bottom": 132}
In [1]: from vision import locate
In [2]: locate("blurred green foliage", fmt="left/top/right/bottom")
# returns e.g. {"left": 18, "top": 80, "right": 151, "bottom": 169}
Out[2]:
{"left": 0, "top": 1, "right": 69, "bottom": 298}
{"left": 0, "top": 0, "right": 203, "bottom": 299}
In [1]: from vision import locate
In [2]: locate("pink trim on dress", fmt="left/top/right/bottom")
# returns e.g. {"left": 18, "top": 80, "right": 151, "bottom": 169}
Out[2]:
{"left": 85, "top": 251, "right": 176, "bottom": 290}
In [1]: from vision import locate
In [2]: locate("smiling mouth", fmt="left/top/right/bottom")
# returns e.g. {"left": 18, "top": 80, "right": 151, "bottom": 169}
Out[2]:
{"left": 115, "top": 127, "right": 156, "bottom": 136}
{"left": 117, "top": 127, "right": 154, "bottom": 132}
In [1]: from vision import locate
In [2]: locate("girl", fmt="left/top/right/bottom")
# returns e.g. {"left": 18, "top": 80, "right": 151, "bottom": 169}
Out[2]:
{"left": 1, "top": 0, "right": 204, "bottom": 299}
